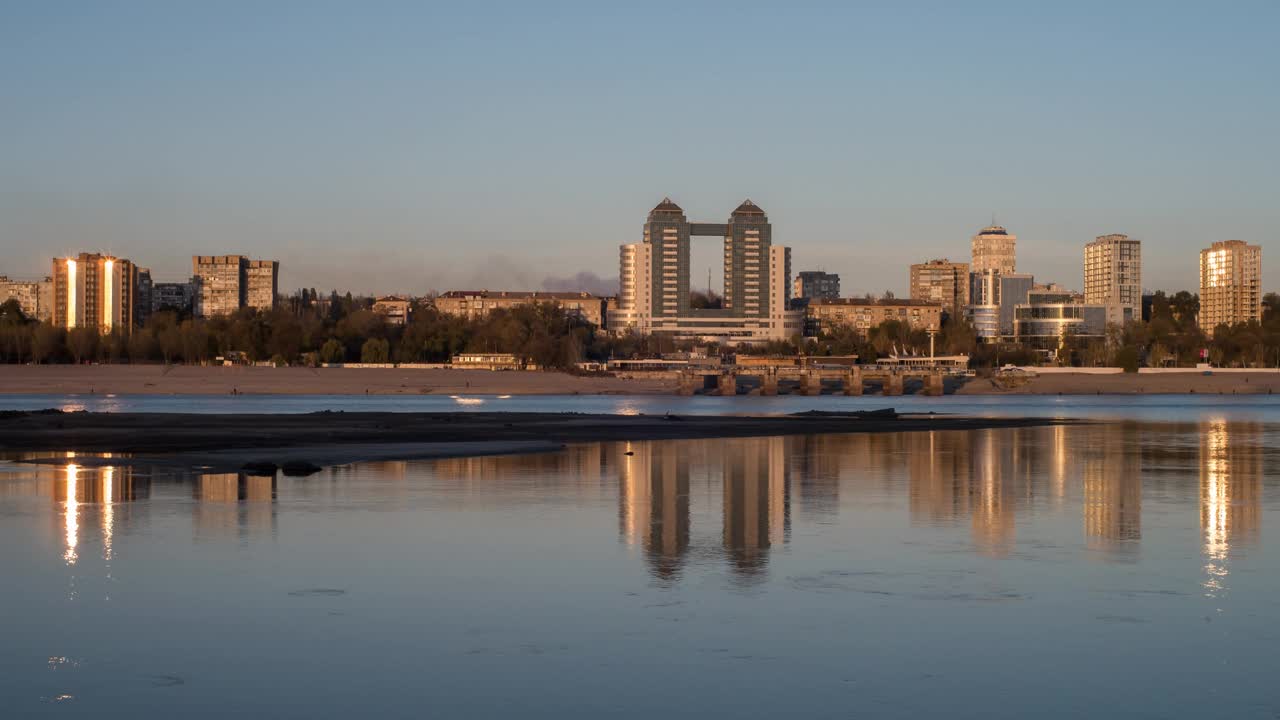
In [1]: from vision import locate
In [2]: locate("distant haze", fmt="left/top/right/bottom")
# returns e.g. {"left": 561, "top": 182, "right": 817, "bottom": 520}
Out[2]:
{"left": 2, "top": 3, "right": 1277, "bottom": 296}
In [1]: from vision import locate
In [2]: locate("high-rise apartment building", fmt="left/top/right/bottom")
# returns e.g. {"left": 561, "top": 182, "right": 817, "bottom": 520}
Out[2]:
{"left": 1084, "top": 234, "right": 1142, "bottom": 326}
{"left": 792, "top": 271, "right": 840, "bottom": 301}
{"left": 152, "top": 280, "right": 197, "bottom": 314}
{"left": 722, "top": 200, "right": 772, "bottom": 317}
{"left": 909, "top": 259, "right": 968, "bottom": 317}
{"left": 1199, "top": 240, "right": 1262, "bottom": 333}
{"left": 971, "top": 225, "right": 1016, "bottom": 275}
{"left": 610, "top": 198, "right": 802, "bottom": 341}
{"left": 646, "top": 198, "right": 691, "bottom": 318}
{"left": 134, "top": 268, "right": 154, "bottom": 326}
{"left": 245, "top": 260, "right": 279, "bottom": 312}
{"left": 0, "top": 276, "right": 54, "bottom": 321}
{"left": 52, "top": 253, "right": 138, "bottom": 333}
{"left": 967, "top": 225, "right": 1016, "bottom": 342}
{"left": 192, "top": 255, "right": 280, "bottom": 317}
{"left": 769, "top": 246, "right": 793, "bottom": 337}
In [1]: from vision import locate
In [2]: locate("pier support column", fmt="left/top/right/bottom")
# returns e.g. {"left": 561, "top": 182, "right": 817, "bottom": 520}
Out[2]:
{"left": 760, "top": 371, "right": 778, "bottom": 396}
{"left": 677, "top": 372, "right": 695, "bottom": 396}
{"left": 884, "top": 373, "right": 904, "bottom": 396}
{"left": 924, "top": 372, "right": 944, "bottom": 397}
{"left": 717, "top": 373, "right": 737, "bottom": 397}
{"left": 802, "top": 370, "right": 822, "bottom": 396}
{"left": 844, "top": 367, "right": 863, "bottom": 396}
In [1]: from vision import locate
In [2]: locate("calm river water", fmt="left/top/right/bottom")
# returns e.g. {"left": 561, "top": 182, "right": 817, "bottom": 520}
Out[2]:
{"left": 3, "top": 413, "right": 1280, "bottom": 717}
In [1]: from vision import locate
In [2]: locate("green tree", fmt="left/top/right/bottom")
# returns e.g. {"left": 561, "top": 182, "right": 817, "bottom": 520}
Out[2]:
{"left": 360, "top": 337, "right": 390, "bottom": 363}
{"left": 1113, "top": 345, "right": 1140, "bottom": 373}
{"left": 0, "top": 298, "right": 29, "bottom": 325}
{"left": 32, "top": 324, "right": 64, "bottom": 364}
{"left": 320, "top": 338, "right": 345, "bottom": 364}
{"left": 66, "top": 327, "right": 99, "bottom": 364}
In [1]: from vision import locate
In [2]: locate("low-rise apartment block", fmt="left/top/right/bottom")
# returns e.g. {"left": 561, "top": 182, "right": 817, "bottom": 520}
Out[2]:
{"left": 0, "top": 275, "right": 54, "bottom": 321}
{"left": 806, "top": 298, "right": 943, "bottom": 336}
{"left": 373, "top": 296, "right": 413, "bottom": 325}
{"left": 435, "top": 290, "right": 609, "bottom": 327}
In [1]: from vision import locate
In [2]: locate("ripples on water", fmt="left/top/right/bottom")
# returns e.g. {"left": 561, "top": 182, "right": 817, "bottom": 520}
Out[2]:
{"left": 2, "top": 420, "right": 1279, "bottom": 717}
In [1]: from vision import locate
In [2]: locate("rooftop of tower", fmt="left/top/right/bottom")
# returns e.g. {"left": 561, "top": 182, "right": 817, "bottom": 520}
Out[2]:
{"left": 731, "top": 199, "right": 766, "bottom": 216}
{"left": 977, "top": 225, "right": 1009, "bottom": 236}
{"left": 649, "top": 197, "right": 684, "bottom": 215}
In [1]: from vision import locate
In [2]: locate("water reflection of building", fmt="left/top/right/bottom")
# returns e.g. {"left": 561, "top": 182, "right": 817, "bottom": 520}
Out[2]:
{"left": 618, "top": 440, "right": 690, "bottom": 582}
{"left": 722, "top": 437, "right": 789, "bottom": 580}
{"left": 908, "top": 431, "right": 973, "bottom": 523}
{"left": 1083, "top": 423, "right": 1141, "bottom": 556}
{"left": 431, "top": 444, "right": 610, "bottom": 501}
{"left": 1199, "top": 420, "right": 1262, "bottom": 596}
{"left": 792, "top": 435, "right": 840, "bottom": 521}
{"left": 194, "top": 472, "right": 276, "bottom": 539}
{"left": 970, "top": 430, "right": 1019, "bottom": 556}
{"left": 52, "top": 461, "right": 150, "bottom": 566}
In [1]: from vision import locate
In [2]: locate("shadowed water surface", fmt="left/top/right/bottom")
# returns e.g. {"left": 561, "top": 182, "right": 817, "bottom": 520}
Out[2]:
{"left": 7, "top": 391, "right": 1280, "bottom": 422}
{"left": 2, "top": 420, "right": 1279, "bottom": 717}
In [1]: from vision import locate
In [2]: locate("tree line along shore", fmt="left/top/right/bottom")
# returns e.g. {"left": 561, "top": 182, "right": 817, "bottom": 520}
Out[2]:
{"left": 3, "top": 288, "right": 1280, "bottom": 372}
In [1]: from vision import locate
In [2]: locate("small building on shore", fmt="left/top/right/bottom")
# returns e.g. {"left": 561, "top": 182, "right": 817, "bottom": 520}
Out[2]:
{"left": 373, "top": 296, "right": 413, "bottom": 325}
{"left": 451, "top": 353, "right": 527, "bottom": 371}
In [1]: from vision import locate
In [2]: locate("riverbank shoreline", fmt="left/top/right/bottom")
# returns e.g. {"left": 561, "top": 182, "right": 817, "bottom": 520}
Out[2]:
{"left": 0, "top": 411, "right": 1073, "bottom": 472}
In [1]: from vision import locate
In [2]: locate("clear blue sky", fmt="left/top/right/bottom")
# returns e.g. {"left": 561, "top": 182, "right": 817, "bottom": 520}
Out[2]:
{"left": 2, "top": 1, "right": 1277, "bottom": 296}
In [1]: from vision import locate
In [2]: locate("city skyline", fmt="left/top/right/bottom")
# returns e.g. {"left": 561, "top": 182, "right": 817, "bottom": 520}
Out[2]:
{"left": 2, "top": 4, "right": 1277, "bottom": 294}
{"left": 1, "top": 214, "right": 1266, "bottom": 303}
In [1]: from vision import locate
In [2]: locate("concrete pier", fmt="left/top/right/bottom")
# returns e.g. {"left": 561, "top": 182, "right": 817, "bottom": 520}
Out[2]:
{"left": 844, "top": 367, "right": 863, "bottom": 396}
{"left": 674, "top": 364, "right": 949, "bottom": 397}
{"left": 923, "top": 372, "right": 944, "bottom": 397}
{"left": 884, "top": 373, "right": 904, "bottom": 396}
{"left": 801, "top": 370, "right": 822, "bottom": 396}
{"left": 760, "top": 370, "right": 778, "bottom": 396}
{"left": 717, "top": 373, "right": 737, "bottom": 396}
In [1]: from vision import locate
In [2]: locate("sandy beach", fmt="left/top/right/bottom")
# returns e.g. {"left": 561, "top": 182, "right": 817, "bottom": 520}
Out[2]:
{"left": 2, "top": 364, "right": 1279, "bottom": 396}
{"left": 954, "top": 371, "right": 1280, "bottom": 395}
{"left": 0, "top": 364, "right": 673, "bottom": 396}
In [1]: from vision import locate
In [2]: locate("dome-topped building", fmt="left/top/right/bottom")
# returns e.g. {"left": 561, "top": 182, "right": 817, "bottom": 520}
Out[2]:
{"left": 972, "top": 224, "right": 1016, "bottom": 275}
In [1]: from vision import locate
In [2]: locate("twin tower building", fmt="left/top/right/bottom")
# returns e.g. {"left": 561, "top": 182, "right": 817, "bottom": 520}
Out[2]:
{"left": 608, "top": 199, "right": 803, "bottom": 341}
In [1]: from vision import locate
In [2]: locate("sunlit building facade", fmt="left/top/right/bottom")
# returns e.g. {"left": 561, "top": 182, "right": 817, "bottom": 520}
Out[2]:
{"left": 52, "top": 253, "right": 139, "bottom": 333}
{"left": 909, "top": 259, "right": 969, "bottom": 318}
{"left": 1084, "top": 234, "right": 1142, "bottom": 327}
{"left": 971, "top": 225, "right": 1016, "bottom": 275}
{"left": 1198, "top": 240, "right": 1262, "bottom": 334}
